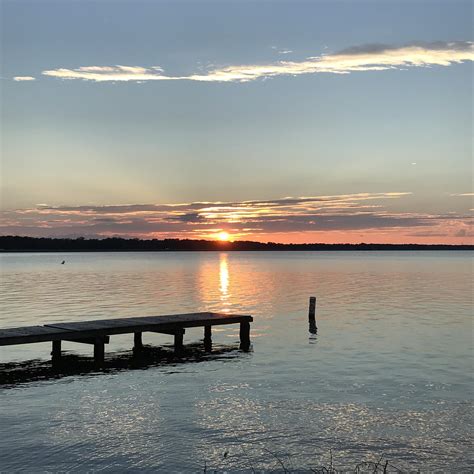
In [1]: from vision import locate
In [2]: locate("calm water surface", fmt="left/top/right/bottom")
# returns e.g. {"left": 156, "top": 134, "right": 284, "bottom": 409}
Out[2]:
{"left": 0, "top": 251, "right": 472, "bottom": 472}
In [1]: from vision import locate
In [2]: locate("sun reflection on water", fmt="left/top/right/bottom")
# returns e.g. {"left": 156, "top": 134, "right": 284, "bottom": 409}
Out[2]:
{"left": 219, "top": 253, "right": 230, "bottom": 310}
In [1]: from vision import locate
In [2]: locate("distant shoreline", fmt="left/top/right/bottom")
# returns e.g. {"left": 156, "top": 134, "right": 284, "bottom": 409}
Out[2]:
{"left": 0, "top": 236, "right": 472, "bottom": 252}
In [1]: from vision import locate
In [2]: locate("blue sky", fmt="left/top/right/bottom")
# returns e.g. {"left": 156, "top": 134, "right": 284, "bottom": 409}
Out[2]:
{"left": 1, "top": 0, "right": 472, "bottom": 242}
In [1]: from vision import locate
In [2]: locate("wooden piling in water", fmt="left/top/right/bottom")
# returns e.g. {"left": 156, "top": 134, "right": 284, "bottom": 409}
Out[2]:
{"left": 94, "top": 337, "right": 105, "bottom": 365}
{"left": 134, "top": 332, "right": 143, "bottom": 353}
{"left": 174, "top": 329, "right": 184, "bottom": 353}
{"left": 51, "top": 340, "right": 61, "bottom": 361}
{"left": 308, "top": 296, "right": 317, "bottom": 334}
{"left": 239, "top": 321, "right": 250, "bottom": 351}
{"left": 204, "top": 325, "right": 212, "bottom": 351}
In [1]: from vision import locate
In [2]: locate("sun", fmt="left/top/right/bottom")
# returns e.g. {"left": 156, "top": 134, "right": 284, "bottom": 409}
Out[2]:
{"left": 217, "top": 231, "right": 230, "bottom": 242}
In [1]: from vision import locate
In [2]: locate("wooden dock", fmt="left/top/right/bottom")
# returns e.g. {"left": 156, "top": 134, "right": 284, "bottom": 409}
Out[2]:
{"left": 0, "top": 312, "right": 253, "bottom": 365}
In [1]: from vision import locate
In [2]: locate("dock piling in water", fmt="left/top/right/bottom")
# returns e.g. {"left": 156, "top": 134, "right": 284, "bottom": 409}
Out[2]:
{"left": 239, "top": 321, "right": 251, "bottom": 351}
{"left": 174, "top": 329, "right": 184, "bottom": 353}
{"left": 134, "top": 332, "right": 143, "bottom": 353}
{"left": 94, "top": 337, "right": 105, "bottom": 365}
{"left": 204, "top": 325, "right": 212, "bottom": 351}
{"left": 309, "top": 296, "right": 317, "bottom": 334}
{"left": 51, "top": 340, "right": 62, "bottom": 361}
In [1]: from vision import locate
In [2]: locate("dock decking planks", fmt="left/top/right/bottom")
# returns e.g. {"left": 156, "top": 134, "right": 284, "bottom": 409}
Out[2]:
{"left": 0, "top": 325, "right": 85, "bottom": 346}
{"left": 0, "top": 312, "right": 253, "bottom": 365}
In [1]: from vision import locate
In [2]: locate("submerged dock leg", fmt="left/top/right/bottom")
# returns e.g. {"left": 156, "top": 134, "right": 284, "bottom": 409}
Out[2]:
{"left": 94, "top": 338, "right": 105, "bottom": 365}
{"left": 133, "top": 332, "right": 143, "bottom": 353}
{"left": 174, "top": 329, "right": 184, "bottom": 354}
{"left": 239, "top": 321, "right": 250, "bottom": 351}
{"left": 204, "top": 325, "right": 212, "bottom": 352}
{"left": 51, "top": 340, "right": 62, "bottom": 362}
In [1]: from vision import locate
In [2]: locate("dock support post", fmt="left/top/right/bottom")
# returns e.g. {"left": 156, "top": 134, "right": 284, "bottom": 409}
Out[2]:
{"left": 309, "top": 296, "right": 317, "bottom": 334}
{"left": 239, "top": 321, "right": 250, "bottom": 351}
{"left": 204, "top": 325, "right": 212, "bottom": 351}
{"left": 174, "top": 329, "right": 184, "bottom": 354}
{"left": 51, "top": 340, "right": 62, "bottom": 362}
{"left": 94, "top": 338, "right": 105, "bottom": 365}
{"left": 133, "top": 332, "right": 143, "bottom": 353}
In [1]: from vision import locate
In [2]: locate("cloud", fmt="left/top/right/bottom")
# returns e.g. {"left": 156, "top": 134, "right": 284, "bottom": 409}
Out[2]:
{"left": 170, "top": 212, "right": 205, "bottom": 222}
{"left": 39, "top": 41, "right": 474, "bottom": 83}
{"left": 13, "top": 76, "right": 36, "bottom": 81}
{"left": 2, "top": 192, "right": 472, "bottom": 242}
{"left": 408, "top": 231, "right": 448, "bottom": 237}
{"left": 42, "top": 65, "right": 169, "bottom": 82}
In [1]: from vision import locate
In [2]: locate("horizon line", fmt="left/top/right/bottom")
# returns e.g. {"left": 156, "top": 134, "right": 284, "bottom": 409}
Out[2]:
{"left": 1, "top": 235, "right": 472, "bottom": 249}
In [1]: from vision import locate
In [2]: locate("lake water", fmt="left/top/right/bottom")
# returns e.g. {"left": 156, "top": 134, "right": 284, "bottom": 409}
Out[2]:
{"left": 0, "top": 251, "right": 472, "bottom": 472}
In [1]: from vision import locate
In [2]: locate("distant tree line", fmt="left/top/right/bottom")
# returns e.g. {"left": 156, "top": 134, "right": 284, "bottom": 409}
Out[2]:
{"left": 0, "top": 236, "right": 472, "bottom": 252}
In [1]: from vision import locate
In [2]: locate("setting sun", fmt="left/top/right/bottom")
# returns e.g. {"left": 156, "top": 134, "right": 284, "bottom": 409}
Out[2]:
{"left": 217, "top": 231, "right": 230, "bottom": 241}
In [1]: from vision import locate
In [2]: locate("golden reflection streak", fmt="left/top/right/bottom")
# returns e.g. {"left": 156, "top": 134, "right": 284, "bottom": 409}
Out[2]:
{"left": 219, "top": 253, "right": 230, "bottom": 307}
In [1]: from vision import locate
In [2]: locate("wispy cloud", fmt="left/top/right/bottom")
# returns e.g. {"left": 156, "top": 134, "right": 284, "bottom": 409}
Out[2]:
{"left": 39, "top": 41, "right": 474, "bottom": 83}
{"left": 1, "top": 192, "right": 472, "bottom": 242}
{"left": 42, "top": 66, "right": 168, "bottom": 82}
{"left": 13, "top": 76, "right": 36, "bottom": 81}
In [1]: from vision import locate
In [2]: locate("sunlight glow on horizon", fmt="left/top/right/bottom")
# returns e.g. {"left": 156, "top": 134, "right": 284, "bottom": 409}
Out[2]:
{"left": 217, "top": 231, "right": 230, "bottom": 242}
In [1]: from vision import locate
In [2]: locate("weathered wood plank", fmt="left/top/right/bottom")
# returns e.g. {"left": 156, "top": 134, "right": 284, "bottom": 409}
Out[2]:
{"left": 44, "top": 312, "right": 251, "bottom": 331}
{"left": 64, "top": 336, "right": 110, "bottom": 345}
{"left": 0, "top": 312, "right": 253, "bottom": 347}
{"left": 43, "top": 313, "right": 252, "bottom": 338}
{"left": 150, "top": 329, "right": 187, "bottom": 335}
{"left": 0, "top": 326, "right": 79, "bottom": 346}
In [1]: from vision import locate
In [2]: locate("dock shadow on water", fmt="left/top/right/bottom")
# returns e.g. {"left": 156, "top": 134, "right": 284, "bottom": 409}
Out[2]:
{"left": 0, "top": 342, "right": 250, "bottom": 388}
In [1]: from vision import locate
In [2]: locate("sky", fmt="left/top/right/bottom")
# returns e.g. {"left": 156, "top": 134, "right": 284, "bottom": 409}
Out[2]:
{"left": 1, "top": 0, "right": 473, "bottom": 244}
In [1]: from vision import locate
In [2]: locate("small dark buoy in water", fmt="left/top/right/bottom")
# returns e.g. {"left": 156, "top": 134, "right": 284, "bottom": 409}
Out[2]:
{"left": 61, "top": 260, "right": 65, "bottom": 265}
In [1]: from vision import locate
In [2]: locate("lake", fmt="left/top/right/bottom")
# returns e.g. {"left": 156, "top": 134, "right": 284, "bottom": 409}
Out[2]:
{"left": 0, "top": 251, "right": 472, "bottom": 472}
